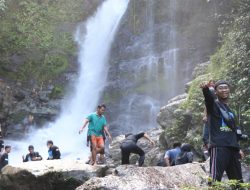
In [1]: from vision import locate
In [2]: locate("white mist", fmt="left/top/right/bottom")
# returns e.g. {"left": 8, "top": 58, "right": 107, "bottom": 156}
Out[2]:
{"left": 9, "top": 0, "right": 129, "bottom": 164}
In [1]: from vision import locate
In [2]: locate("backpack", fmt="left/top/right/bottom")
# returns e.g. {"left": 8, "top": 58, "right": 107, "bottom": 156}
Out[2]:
{"left": 175, "top": 152, "right": 193, "bottom": 165}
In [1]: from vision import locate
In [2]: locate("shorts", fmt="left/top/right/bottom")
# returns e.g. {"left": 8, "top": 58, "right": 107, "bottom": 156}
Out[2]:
{"left": 91, "top": 135, "right": 104, "bottom": 148}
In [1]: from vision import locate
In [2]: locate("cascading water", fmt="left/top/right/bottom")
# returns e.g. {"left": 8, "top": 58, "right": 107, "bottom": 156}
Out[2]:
{"left": 8, "top": 0, "right": 129, "bottom": 164}
{"left": 107, "top": 0, "right": 184, "bottom": 135}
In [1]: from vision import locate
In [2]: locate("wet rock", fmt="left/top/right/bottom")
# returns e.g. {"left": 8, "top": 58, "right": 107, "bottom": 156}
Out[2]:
{"left": 76, "top": 164, "right": 207, "bottom": 190}
{"left": 0, "top": 160, "right": 108, "bottom": 190}
{"left": 13, "top": 91, "right": 26, "bottom": 102}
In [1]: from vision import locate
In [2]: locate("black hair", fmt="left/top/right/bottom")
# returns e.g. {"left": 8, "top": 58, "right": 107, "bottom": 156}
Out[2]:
{"left": 97, "top": 104, "right": 106, "bottom": 109}
{"left": 28, "top": 145, "right": 34, "bottom": 149}
{"left": 5, "top": 145, "right": 11, "bottom": 150}
{"left": 125, "top": 133, "right": 133, "bottom": 138}
{"left": 47, "top": 140, "right": 53, "bottom": 145}
{"left": 180, "top": 143, "right": 192, "bottom": 152}
{"left": 173, "top": 142, "right": 181, "bottom": 148}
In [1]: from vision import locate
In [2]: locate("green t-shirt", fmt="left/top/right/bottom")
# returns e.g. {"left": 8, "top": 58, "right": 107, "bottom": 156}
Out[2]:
{"left": 87, "top": 113, "right": 107, "bottom": 137}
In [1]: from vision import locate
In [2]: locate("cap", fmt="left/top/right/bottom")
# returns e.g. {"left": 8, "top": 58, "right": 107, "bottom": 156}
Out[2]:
{"left": 215, "top": 80, "right": 230, "bottom": 90}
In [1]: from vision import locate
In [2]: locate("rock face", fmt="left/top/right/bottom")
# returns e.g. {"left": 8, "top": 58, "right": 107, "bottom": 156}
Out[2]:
{"left": 0, "top": 79, "right": 61, "bottom": 138}
{"left": 0, "top": 160, "right": 108, "bottom": 190}
{"left": 76, "top": 164, "right": 207, "bottom": 190}
{"left": 109, "top": 128, "right": 165, "bottom": 167}
{"left": 157, "top": 93, "right": 188, "bottom": 130}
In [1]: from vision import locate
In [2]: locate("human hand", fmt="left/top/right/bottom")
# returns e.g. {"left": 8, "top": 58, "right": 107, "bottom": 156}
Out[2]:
{"left": 239, "top": 150, "right": 245, "bottom": 159}
{"left": 150, "top": 140, "right": 155, "bottom": 146}
{"left": 79, "top": 129, "right": 83, "bottom": 134}
{"left": 200, "top": 82, "right": 208, "bottom": 89}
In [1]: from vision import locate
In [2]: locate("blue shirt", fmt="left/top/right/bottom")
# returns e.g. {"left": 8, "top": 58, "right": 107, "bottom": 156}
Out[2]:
{"left": 164, "top": 147, "right": 181, "bottom": 165}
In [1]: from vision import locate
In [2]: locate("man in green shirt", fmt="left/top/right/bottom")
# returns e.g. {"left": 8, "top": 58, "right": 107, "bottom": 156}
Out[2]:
{"left": 79, "top": 104, "right": 112, "bottom": 165}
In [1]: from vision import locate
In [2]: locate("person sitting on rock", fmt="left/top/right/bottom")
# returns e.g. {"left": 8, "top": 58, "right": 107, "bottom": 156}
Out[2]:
{"left": 164, "top": 142, "right": 181, "bottom": 167}
{"left": 120, "top": 132, "right": 155, "bottom": 167}
{"left": 175, "top": 143, "right": 193, "bottom": 165}
{"left": 47, "top": 140, "right": 61, "bottom": 160}
{"left": 0, "top": 145, "right": 11, "bottom": 171}
{"left": 22, "top": 145, "right": 42, "bottom": 162}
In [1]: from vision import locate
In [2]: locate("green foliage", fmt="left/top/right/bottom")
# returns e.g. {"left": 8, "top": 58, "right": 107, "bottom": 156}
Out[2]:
{"left": 0, "top": 0, "right": 6, "bottom": 11}
{"left": 166, "top": 0, "right": 250, "bottom": 156}
{"left": 49, "top": 85, "right": 65, "bottom": 99}
{"left": 0, "top": 0, "right": 97, "bottom": 84}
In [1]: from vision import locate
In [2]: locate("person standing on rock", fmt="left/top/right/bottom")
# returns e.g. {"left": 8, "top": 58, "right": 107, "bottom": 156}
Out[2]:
{"left": 47, "top": 140, "right": 61, "bottom": 160}
{"left": 22, "top": 145, "right": 42, "bottom": 162}
{"left": 164, "top": 142, "right": 181, "bottom": 166}
{"left": 79, "top": 104, "right": 112, "bottom": 166}
{"left": 200, "top": 80, "right": 243, "bottom": 182}
{"left": 0, "top": 145, "right": 11, "bottom": 171}
{"left": 120, "top": 132, "right": 155, "bottom": 167}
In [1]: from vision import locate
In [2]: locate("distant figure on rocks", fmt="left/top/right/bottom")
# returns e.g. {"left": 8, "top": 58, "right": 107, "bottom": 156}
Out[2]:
{"left": 0, "top": 140, "right": 4, "bottom": 156}
{"left": 164, "top": 142, "right": 181, "bottom": 167}
{"left": 47, "top": 140, "right": 61, "bottom": 160}
{"left": 0, "top": 145, "right": 11, "bottom": 171}
{"left": 79, "top": 104, "right": 112, "bottom": 166}
{"left": 120, "top": 132, "right": 155, "bottom": 167}
{"left": 175, "top": 143, "right": 193, "bottom": 165}
{"left": 22, "top": 145, "right": 42, "bottom": 162}
{"left": 22, "top": 114, "right": 34, "bottom": 133}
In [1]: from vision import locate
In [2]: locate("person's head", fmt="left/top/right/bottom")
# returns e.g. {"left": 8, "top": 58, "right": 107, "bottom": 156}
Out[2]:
{"left": 125, "top": 133, "right": 133, "bottom": 138}
{"left": 47, "top": 140, "right": 53, "bottom": 148}
{"left": 173, "top": 142, "right": 181, "bottom": 148}
{"left": 97, "top": 104, "right": 106, "bottom": 115}
{"left": 214, "top": 80, "right": 230, "bottom": 100}
{"left": 180, "top": 143, "right": 192, "bottom": 152}
{"left": 28, "top": 145, "right": 34, "bottom": 154}
{"left": 5, "top": 145, "right": 11, "bottom": 153}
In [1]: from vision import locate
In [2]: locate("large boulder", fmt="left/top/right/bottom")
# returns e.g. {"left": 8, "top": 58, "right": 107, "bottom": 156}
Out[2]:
{"left": 109, "top": 128, "right": 164, "bottom": 167}
{"left": 76, "top": 164, "right": 207, "bottom": 190}
{"left": 0, "top": 160, "right": 108, "bottom": 190}
{"left": 156, "top": 93, "right": 188, "bottom": 130}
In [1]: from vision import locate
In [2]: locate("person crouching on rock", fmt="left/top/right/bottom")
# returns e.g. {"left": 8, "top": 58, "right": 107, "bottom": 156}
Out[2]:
{"left": 79, "top": 104, "right": 112, "bottom": 166}
{"left": 175, "top": 143, "right": 193, "bottom": 165}
{"left": 22, "top": 145, "right": 42, "bottom": 162}
{"left": 120, "top": 132, "right": 155, "bottom": 167}
{"left": 47, "top": 140, "right": 61, "bottom": 160}
{"left": 0, "top": 145, "right": 11, "bottom": 171}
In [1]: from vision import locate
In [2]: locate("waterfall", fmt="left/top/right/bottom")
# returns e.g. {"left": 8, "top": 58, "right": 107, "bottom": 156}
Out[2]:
{"left": 9, "top": 0, "right": 129, "bottom": 164}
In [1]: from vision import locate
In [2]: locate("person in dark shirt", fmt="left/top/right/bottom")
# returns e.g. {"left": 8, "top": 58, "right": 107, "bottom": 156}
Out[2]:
{"left": 0, "top": 140, "right": 4, "bottom": 155}
{"left": 47, "top": 140, "right": 61, "bottom": 160}
{"left": 200, "top": 80, "right": 243, "bottom": 182}
{"left": 22, "top": 145, "right": 42, "bottom": 162}
{"left": 175, "top": 143, "right": 193, "bottom": 165}
{"left": 0, "top": 145, "right": 11, "bottom": 171}
{"left": 120, "top": 132, "right": 155, "bottom": 166}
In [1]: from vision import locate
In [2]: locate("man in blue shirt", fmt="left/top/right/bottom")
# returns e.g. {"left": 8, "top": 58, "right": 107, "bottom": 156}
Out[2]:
{"left": 164, "top": 142, "right": 181, "bottom": 166}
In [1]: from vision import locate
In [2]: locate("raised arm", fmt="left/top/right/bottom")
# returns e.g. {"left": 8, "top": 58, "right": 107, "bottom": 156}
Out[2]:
{"left": 200, "top": 82, "right": 216, "bottom": 114}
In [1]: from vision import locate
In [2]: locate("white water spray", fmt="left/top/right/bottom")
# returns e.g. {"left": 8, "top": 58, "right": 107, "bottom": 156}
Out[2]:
{"left": 9, "top": 0, "right": 129, "bottom": 164}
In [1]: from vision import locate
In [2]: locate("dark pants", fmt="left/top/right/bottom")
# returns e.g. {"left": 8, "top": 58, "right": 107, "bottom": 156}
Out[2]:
{"left": 120, "top": 143, "right": 145, "bottom": 166}
{"left": 210, "top": 147, "right": 243, "bottom": 182}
